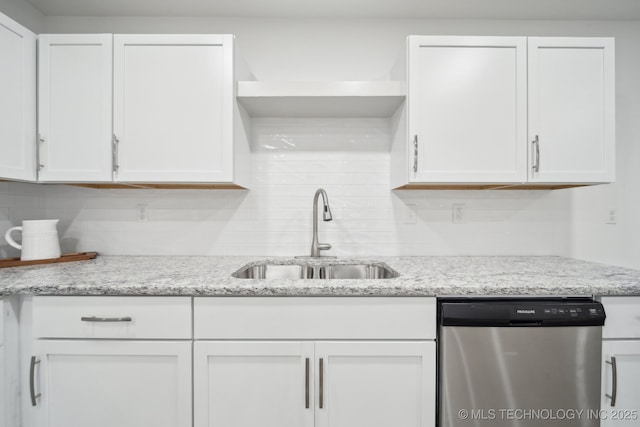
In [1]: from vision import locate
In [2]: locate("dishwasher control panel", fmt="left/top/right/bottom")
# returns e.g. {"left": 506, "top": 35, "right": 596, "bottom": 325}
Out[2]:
{"left": 439, "top": 298, "right": 606, "bottom": 327}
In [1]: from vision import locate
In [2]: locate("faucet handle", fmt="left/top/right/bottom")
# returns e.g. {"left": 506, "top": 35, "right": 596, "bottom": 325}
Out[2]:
{"left": 318, "top": 243, "right": 332, "bottom": 251}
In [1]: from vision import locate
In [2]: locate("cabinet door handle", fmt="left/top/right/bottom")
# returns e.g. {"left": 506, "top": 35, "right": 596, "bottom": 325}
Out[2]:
{"left": 305, "top": 357, "right": 310, "bottom": 409}
{"left": 532, "top": 135, "right": 540, "bottom": 173}
{"left": 37, "top": 134, "right": 45, "bottom": 171}
{"left": 412, "top": 135, "right": 419, "bottom": 173}
{"left": 112, "top": 134, "right": 120, "bottom": 173}
{"left": 80, "top": 316, "right": 132, "bottom": 322}
{"left": 30, "top": 356, "right": 41, "bottom": 407}
{"left": 606, "top": 356, "right": 618, "bottom": 407}
{"left": 319, "top": 357, "right": 324, "bottom": 409}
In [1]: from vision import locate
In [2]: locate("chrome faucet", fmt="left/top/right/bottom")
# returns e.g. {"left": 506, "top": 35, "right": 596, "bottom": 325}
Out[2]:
{"left": 310, "top": 188, "right": 333, "bottom": 257}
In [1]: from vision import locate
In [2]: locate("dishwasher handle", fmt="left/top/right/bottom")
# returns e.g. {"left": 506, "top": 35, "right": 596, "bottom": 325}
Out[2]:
{"left": 508, "top": 320, "right": 543, "bottom": 326}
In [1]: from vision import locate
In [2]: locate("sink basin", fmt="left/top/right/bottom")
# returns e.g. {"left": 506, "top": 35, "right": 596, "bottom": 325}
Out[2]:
{"left": 232, "top": 264, "right": 314, "bottom": 279}
{"left": 319, "top": 264, "right": 398, "bottom": 279}
{"left": 232, "top": 262, "right": 399, "bottom": 279}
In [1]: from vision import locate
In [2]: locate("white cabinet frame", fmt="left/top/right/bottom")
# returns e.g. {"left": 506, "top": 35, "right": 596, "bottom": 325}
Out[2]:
{"left": 37, "top": 34, "right": 113, "bottom": 182}
{"left": 0, "top": 12, "right": 36, "bottom": 181}
{"left": 528, "top": 37, "right": 615, "bottom": 184}
{"left": 112, "top": 34, "right": 235, "bottom": 183}
{"left": 31, "top": 340, "right": 192, "bottom": 427}
{"left": 407, "top": 36, "right": 527, "bottom": 184}
{"left": 194, "top": 341, "right": 315, "bottom": 427}
{"left": 396, "top": 35, "right": 616, "bottom": 189}
{"left": 601, "top": 340, "right": 640, "bottom": 426}
{"left": 194, "top": 340, "right": 435, "bottom": 427}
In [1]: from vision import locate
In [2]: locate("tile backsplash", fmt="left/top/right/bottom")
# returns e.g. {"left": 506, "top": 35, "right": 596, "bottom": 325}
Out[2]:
{"left": 1, "top": 118, "right": 571, "bottom": 257}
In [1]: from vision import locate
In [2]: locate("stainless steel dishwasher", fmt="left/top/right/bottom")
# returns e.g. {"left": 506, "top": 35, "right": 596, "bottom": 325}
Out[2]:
{"left": 438, "top": 298, "right": 606, "bottom": 427}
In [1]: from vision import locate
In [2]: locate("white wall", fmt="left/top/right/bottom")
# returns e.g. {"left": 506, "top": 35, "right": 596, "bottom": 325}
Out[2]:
{"left": 566, "top": 24, "right": 640, "bottom": 269}
{"left": 0, "top": 0, "right": 43, "bottom": 32}
{"left": 1, "top": 15, "right": 638, "bottom": 265}
{"left": 0, "top": 182, "right": 45, "bottom": 258}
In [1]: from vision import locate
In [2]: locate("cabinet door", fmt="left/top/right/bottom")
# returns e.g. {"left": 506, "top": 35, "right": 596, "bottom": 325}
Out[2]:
{"left": 38, "top": 34, "right": 113, "bottom": 182}
{"left": 528, "top": 37, "right": 615, "bottom": 183}
{"left": 315, "top": 341, "right": 435, "bottom": 427}
{"left": 0, "top": 12, "right": 36, "bottom": 181}
{"left": 194, "top": 341, "right": 315, "bottom": 427}
{"left": 32, "top": 340, "right": 191, "bottom": 427}
{"left": 113, "top": 34, "right": 234, "bottom": 183}
{"left": 407, "top": 36, "right": 527, "bottom": 183}
{"left": 0, "top": 345, "right": 4, "bottom": 427}
{"left": 0, "top": 300, "right": 3, "bottom": 427}
{"left": 601, "top": 340, "right": 640, "bottom": 426}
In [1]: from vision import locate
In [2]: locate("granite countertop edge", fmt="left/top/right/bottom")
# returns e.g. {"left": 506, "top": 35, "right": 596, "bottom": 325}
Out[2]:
{"left": 1, "top": 255, "right": 640, "bottom": 297}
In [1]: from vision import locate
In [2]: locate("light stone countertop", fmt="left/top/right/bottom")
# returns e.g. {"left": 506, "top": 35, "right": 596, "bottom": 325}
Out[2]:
{"left": 1, "top": 255, "right": 639, "bottom": 297}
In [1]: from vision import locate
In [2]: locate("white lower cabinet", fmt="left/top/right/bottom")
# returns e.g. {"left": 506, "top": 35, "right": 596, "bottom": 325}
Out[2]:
{"left": 601, "top": 341, "right": 640, "bottom": 426}
{"left": 32, "top": 340, "right": 192, "bottom": 427}
{"left": 2, "top": 297, "right": 20, "bottom": 427}
{"left": 29, "top": 296, "right": 192, "bottom": 427}
{"left": 0, "top": 347, "right": 4, "bottom": 427}
{"left": 315, "top": 341, "right": 435, "bottom": 427}
{"left": 0, "top": 299, "right": 4, "bottom": 427}
{"left": 193, "top": 297, "right": 437, "bottom": 427}
{"left": 194, "top": 341, "right": 315, "bottom": 427}
{"left": 194, "top": 340, "right": 435, "bottom": 427}
{"left": 28, "top": 296, "right": 436, "bottom": 427}
{"left": 601, "top": 297, "right": 640, "bottom": 426}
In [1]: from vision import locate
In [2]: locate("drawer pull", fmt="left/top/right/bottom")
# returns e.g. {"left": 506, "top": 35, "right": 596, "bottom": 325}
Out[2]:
{"left": 81, "top": 316, "right": 132, "bottom": 322}
{"left": 30, "top": 356, "right": 41, "bottom": 407}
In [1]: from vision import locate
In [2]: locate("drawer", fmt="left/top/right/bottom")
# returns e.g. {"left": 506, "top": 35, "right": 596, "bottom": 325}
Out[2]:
{"left": 602, "top": 297, "right": 640, "bottom": 339}
{"left": 33, "top": 296, "right": 192, "bottom": 339}
{"left": 194, "top": 297, "right": 436, "bottom": 339}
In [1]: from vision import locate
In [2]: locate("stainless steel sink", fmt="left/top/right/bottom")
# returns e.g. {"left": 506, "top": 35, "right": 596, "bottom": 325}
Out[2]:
{"left": 319, "top": 264, "right": 398, "bottom": 279}
{"left": 232, "top": 264, "right": 314, "bottom": 279}
{"left": 232, "top": 262, "right": 399, "bottom": 279}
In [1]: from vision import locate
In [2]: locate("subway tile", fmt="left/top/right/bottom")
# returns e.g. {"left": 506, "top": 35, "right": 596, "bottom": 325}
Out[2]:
{"left": 3, "top": 129, "right": 568, "bottom": 256}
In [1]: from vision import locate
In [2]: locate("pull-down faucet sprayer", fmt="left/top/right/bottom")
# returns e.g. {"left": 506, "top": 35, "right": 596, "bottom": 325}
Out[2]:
{"left": 310, "top": 188, "right": 332, "bottom": 257}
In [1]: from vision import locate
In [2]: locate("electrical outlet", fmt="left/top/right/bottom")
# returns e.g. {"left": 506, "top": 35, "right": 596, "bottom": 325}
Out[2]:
{"left": 452, "top": 203, "right": 465, "bottom": 224}
{"left": 404, "top": 204, "right": 418, "bottom": 224}
{"left": 606, "top": 208, "right": 617, "bottom": 224}
{"left": 137, "top": 204, "right": 148, "bottom": 222}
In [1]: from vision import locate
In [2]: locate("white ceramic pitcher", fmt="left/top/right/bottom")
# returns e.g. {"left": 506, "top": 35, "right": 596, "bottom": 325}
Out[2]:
{"left": 4, "top": 219, "right": 61, "bottom": 261}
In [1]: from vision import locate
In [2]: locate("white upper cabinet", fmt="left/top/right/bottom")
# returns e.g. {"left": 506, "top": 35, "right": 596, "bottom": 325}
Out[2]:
{"left": 36, "top": 33, "right": 249, "bottom": 188}
{"left": 0, "top": 12, "right": 36, "bottom": 182}
{"left": 528, "top": 37, "right": 615, "bottom": 184}
{"left": 113, "top": 34, "right": 237, "bottom": 183}
{"left": 38, "top": 34, "right": 113, "bottom": 182}
{"left": 407, "top": 36, "right": 527, "bottom": 184}
{"left": 394, "top": 35, "right": 615, "bottom": 189}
